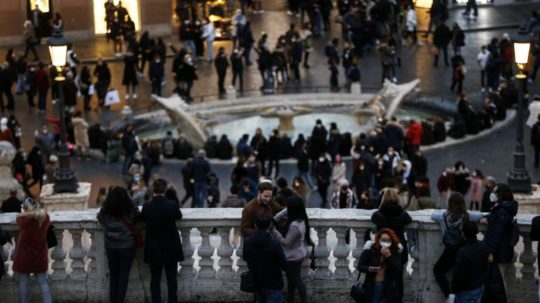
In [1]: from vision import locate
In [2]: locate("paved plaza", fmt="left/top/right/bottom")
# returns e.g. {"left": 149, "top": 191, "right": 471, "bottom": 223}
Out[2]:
{"left": 3, "top": 0, "right": 540, "bottom": 205}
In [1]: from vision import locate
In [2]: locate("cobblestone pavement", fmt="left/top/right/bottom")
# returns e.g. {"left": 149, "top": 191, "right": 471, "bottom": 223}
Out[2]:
{"left": 3, "top": 0, "right": 540, "bottom": 206}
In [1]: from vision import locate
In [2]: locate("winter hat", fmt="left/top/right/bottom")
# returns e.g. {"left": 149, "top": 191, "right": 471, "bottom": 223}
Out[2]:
{"left": 0, "top": 117, "right": 7, "bottom": 132}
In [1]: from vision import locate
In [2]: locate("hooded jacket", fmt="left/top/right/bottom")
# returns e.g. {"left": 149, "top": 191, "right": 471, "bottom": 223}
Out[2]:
{"left": 243, "top": 229, "right": 287, "bottom": 290}
{"left": 483, "top": 200, "right": 518, "bottom": 263}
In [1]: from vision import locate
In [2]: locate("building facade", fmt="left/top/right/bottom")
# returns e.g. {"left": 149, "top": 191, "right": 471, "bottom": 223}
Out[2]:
{"left": 0, "top": 0, "right": 175, "bottom": 46}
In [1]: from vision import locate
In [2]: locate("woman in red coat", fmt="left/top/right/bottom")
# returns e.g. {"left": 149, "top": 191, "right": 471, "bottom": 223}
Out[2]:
{"left": 13, "top": 198, "right": 52, "bottom": 303}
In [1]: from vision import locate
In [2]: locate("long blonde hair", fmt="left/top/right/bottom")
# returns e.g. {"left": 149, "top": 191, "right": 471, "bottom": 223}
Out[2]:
{"left": 379, "top": 187, "right": 400, "bottom": 208}
{"left": 20, "top": 198, "right": 47, "bottom": 227}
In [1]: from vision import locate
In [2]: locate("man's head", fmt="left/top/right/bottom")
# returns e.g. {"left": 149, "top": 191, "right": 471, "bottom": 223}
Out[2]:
{"left": 9, "top": 188, "right": 17, "bottom": 197}
{"left": 461, "top": 220, "right": 479, "bottom": 240}
{"left": 255, "top": 216, "right": 272, "bottom": 231}
{"left": 230, "top": 184, "right": 239, "bottom": 195}
{"left": 257, "top": 181, "right": 273, "bottom": 205}
{"left": 152, "top": 178, "right": 168, "bottom": 195}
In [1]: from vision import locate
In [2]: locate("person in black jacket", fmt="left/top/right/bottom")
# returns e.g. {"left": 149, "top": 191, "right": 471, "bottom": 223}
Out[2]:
{"left": 93, "top": 59, "right": 111, "bottom": 107}
{"left": 452, "top": 221, "right": 489, "bottom": 303}
{"left": 190, "top": 149, "right": 211, "bottom": 208}
{"left": 313, "top": 153, "right": 332, "bottom": 207}
{"left": 180, "top": 159, "right": 194, "bottom": 207}
{"left": 267, "top": 129, "right": 281, "bottom": 178}
{"left": 243, "top": 216, "right": 287, "bottom": 303}
{"left": 433, "top": 22, "right": 451, "bottom": 67}
{"left": 530, "top": 113, "right": 540, "bottom": 168}
{"left": 97, "top": 186, "right": 140, "bottom": 303}
{"left": 371, "top": 187, "right": 412, "bottom": 300}
{"left": 357, "top": 228, "right": 402, "bottom": 303}
{"left": 480, "top": 176, "right": 496, "bottom": 212}
{"left": 149, "top": 55, "right": 164, "bottom": 96}
{"left": 296, "top": 143, "right": 314, "bottom": 189}
{"left": 215, "top": 47, "right": 229, "bottom": 94}
{"left": 231, "top": 48, "right": 244, "bottom": 91}
{"left": 217, "top": 135, "right": 233, "bottom": 160}
{"left": 141, "top": 179, "right": 184, "bottom": 303}
{"left": 121, "top": 124, "right": 138, "bottom": 175}
{"left": 1, "top": 188, "right": 22, "bottom": 213}
{"left": 480, "top": 183, "right": 518, "bottom": 303}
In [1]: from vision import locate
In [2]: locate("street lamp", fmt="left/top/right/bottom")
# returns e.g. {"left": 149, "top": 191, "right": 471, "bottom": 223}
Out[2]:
{"left": 507, "top": 27, "right": 532, "bottom": 193}
{"left": 47, "top": 30, "right": 78, "bottom": 193}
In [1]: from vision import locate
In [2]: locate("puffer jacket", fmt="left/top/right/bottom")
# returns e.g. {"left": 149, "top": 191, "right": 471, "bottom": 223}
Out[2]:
{"left": 97, "top": 206, "right": 140, "bottom": 250}
{"left": 483, "top": 200, "right": 518, "bottom": 263}
{"left": 371, "top": 204, "right": 412, "bottom": 243}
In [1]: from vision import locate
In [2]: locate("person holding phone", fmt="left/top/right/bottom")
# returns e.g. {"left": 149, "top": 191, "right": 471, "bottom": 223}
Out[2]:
{"left": 356, "top": 228, "right": 403, "bottom": 303}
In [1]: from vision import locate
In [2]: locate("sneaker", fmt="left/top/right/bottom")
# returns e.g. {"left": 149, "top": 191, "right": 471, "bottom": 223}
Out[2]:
{"left": 392, "top": 77, "right": 397, "bottom": 83}
{"left": 528, "top": 78, "right": 534, "bottom": 84}
{"left": 481, "top": 87, "right": 486, "bottom": 93}
{"left": 133, "top": 94, "right": 138, "bottom": 99}
{"left": 125, "top": 94, "right": 130, "bottom": 100}
{"left": 447, "top": 294, "right": 456, "bottom": 303}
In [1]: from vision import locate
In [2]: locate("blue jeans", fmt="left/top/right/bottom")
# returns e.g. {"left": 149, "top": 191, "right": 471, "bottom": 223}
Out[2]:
{"left": 371, "top": 282, "right": 384, "bottom": 303}
{"left": 38, "top": 89, "right": 48, "bottom": 111}
{"left": 19, "top": 272, "right": 52, "bottom": 303}
{"left": 122, "top": 154, "right": 134, "bottom": 175}
{"left": 456, "top": 286, "right": 484, "bottom": 303}
{"left": 256, "top": 288, "right": 283, "bottom": 303}
{"left": 194, "top": 181, "right": 208, "bottom": 208}
{"left": 299, "top": 170, "right": 314, "bottom": 189}
{"left": 106, "top": 247, "right": 136, "bottom": 303}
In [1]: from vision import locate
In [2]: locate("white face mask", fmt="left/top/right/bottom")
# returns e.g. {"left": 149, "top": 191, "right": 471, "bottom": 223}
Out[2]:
{"left": 489, "top": 192, "right": 498, "bottom": 203}
{"left": 380, "top": 241, "right": 391, "bottom": 249}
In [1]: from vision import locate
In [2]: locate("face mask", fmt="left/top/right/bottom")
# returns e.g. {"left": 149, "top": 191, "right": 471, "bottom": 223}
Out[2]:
{"left": 380, "top": 241, "right": 391, "bottom": 249}
{"left": 133, "top": 175, "right": 141, "bottom": 183}
{"left": 489, "top": 192, "right": 498, "bottom": 203}
{"left": 319, "top": 157, "right": 325, "bottom": 162}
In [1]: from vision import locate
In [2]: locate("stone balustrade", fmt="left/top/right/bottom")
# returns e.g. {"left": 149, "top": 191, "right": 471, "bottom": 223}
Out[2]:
{"left": 0, "top": 209, "right": 538, "bottom": 303}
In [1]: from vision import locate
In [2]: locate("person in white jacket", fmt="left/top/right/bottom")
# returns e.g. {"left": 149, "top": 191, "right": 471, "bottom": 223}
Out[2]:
{"left": 404, "top": 4, "right": 417, "bottom": 45}
{"left": 202, "top": 19, "right": 215, "bottom": 62}
{"left": 272, "top": 196, "right": 313, "bottom": 303}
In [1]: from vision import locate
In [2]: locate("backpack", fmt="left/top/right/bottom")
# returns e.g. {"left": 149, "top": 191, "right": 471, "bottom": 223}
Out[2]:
{"left": 442, "top": 213, "right": 464, "bottom": 248}
{"left": 162, "top": 138, "right": 175, "bottom": 156}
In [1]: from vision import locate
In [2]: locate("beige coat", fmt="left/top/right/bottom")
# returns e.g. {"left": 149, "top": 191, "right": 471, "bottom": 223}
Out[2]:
{"left": 72, "top": 117, "right": 89, "bottom": 148}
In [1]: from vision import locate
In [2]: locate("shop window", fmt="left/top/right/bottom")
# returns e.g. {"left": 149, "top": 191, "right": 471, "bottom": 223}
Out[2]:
{"left": 93, "top": 0, "right": 140, "bottom": 35}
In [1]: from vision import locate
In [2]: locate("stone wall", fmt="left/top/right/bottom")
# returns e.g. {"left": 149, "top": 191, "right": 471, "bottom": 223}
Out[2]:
{"left": 0, "top": 209, "right": 538, "bottom": 302}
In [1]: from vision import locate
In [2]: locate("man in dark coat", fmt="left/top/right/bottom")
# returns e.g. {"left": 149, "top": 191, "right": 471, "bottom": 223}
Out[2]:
{"left": 149, "top": 56, "right": 164, "bottom": 96}
{"left": 452, "top": 221, "right": 489, "bottom": 302}
{"left": 121, "top": 124, "right": 138, "bottom": 175}
{"left": 531, "top": 113, "right": 540, "bottom": 168}
{"left": 231, "top": 48, "right": 244, "bottom": 91}
{"left": 383, "top": 117, "right": 404, "bottom": 151}
{"left": 214, "top": 47, "right": 229, "bottom": 94}
{"left": 190, "top": 149, "right": 211, "bottom": 208}
{"left": 243, "top": 216, "right": 287, "bottom": 302}
{"left": 141, "top": 179, "right": 184, "bottom": 303}
{"left": 1, "top": 188, "right": 22, "bottom": 213}
{"left": 433, "top": 22, "right": 451, "bottom": 67}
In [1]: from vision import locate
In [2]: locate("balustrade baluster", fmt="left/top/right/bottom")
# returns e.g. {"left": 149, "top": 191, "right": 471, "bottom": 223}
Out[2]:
{"left": 520, "top": 233, "right": 537, "bottom": 280}
{"left": 69, "top": 229, "right": 86, "bottom": 281}
{"left": 314, "top": 227, "right": 330, "bottom": 278}
{"left": 51, "top": 228, "right": 67, "bottom": 281}
{"left": 217, "top": 227, "right": 234, "bottom": 279}
{"left": 197, "top": 227, "right": 215, "bottom": 278}
{"left": 514, "top": 233, "right": 537, "bottom": 302}
{"left": 333, "top": 226, "right": 352, "bottom": 278}
{"left": 179, "top": 227, "right": 194, "bottom": 277}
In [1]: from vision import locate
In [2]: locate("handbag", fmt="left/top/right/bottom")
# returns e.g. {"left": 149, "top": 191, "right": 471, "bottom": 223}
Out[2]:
{"left": 47, "top": 225, "right": 58, "bottom": 248}
{"left": 121, "top": 219, "right": 144, "bottom": 247}
{"left": 350, "top": 271, "right": 368, "bottom": 303}
{"left": 240, "top": 270, "right": 256, "bottom": 293}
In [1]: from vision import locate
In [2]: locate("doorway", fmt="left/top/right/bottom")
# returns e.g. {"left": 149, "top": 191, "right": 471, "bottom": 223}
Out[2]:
{"left": 93, "top": 0, "right": 140, "bottom": 35}
{"left": 26, "top": 0, "right": 53, "bottom": 37}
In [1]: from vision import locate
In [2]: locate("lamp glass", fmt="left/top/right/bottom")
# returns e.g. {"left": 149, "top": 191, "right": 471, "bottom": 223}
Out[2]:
{"left": 514, "top": 42, "right": 531, "bottom": 65}
{"left": 48, "top": 45, "right": 67, "bottom": 67}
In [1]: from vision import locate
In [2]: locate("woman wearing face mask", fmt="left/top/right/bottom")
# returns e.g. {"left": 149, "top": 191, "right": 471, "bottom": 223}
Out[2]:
{"left": 479, "top": 183, "right": 518, "bottom": 303}
{"left": 13, "top": 198, "right": 52, "bottom": 303}
{"left": 357, "top": 228, "right": 403, "bottom": 303}
{"left": 431, "top": 192, "right": 482, "bottom": 302}
{"left": 371, "top": 188, "right": 412, "bottom": 301}
{"left": 291, "top": 176, "right": 309, "bottom": 203}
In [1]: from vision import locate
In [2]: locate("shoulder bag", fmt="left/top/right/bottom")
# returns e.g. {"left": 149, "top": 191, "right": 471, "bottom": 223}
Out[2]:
{"left": 240, "top": 270, "right": 255, "bottom": 293}
{"left": 47, "top": 225, "right": 58, "bottom": 248}
{"left": 350, "top": 271, "right": 368, "bottom": 303}
{"left": 120, "top": 219, "right": 144, "bottom": 247}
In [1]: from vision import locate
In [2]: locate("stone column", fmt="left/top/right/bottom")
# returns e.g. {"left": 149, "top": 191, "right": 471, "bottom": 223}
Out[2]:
{"left": 40, "top": 182, "right": 92, "bottom": 211}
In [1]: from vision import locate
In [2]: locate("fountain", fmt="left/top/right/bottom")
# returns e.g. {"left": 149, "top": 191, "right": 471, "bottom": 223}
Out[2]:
{"left": 148, "top": 79, "right": 423, "bottom": 145}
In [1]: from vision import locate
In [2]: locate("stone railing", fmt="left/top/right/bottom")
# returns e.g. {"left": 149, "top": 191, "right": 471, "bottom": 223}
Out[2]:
{"left": 0, "top": 209, "right": 537, "bottom": 303}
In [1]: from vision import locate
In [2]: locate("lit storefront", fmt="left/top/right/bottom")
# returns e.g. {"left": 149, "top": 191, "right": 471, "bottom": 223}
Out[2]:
{"left": 93, "top": 0, "right": 141, "bottom": 35}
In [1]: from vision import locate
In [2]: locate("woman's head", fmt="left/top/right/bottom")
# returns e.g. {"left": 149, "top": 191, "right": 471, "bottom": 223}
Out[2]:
{"left": 101, "top": 186, "right": 134, "bottom": 218}
{"left": 373, "top": 228, "right": 400, "bottom": 253}
{"left": 379, "top": 187, "right": 400, "bottom": 208}
{"left": 447, "top": 192, "right": 469, "bottom": 221}
{"left": 492, "top": 183, "right": 514, "bottom": 203}
{"left": 286, "top": 195, "right": 314, "bottom": 246}
{"left": 22, "top": 197, "right": 39, "bottom": 212}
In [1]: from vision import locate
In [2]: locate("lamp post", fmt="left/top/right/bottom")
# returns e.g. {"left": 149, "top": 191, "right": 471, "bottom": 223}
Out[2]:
{"left": 47, "top": 30, "right": 78, "bottom": 193}
{"left": 507, "top": 28, "right": 532, "bottom": 193}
